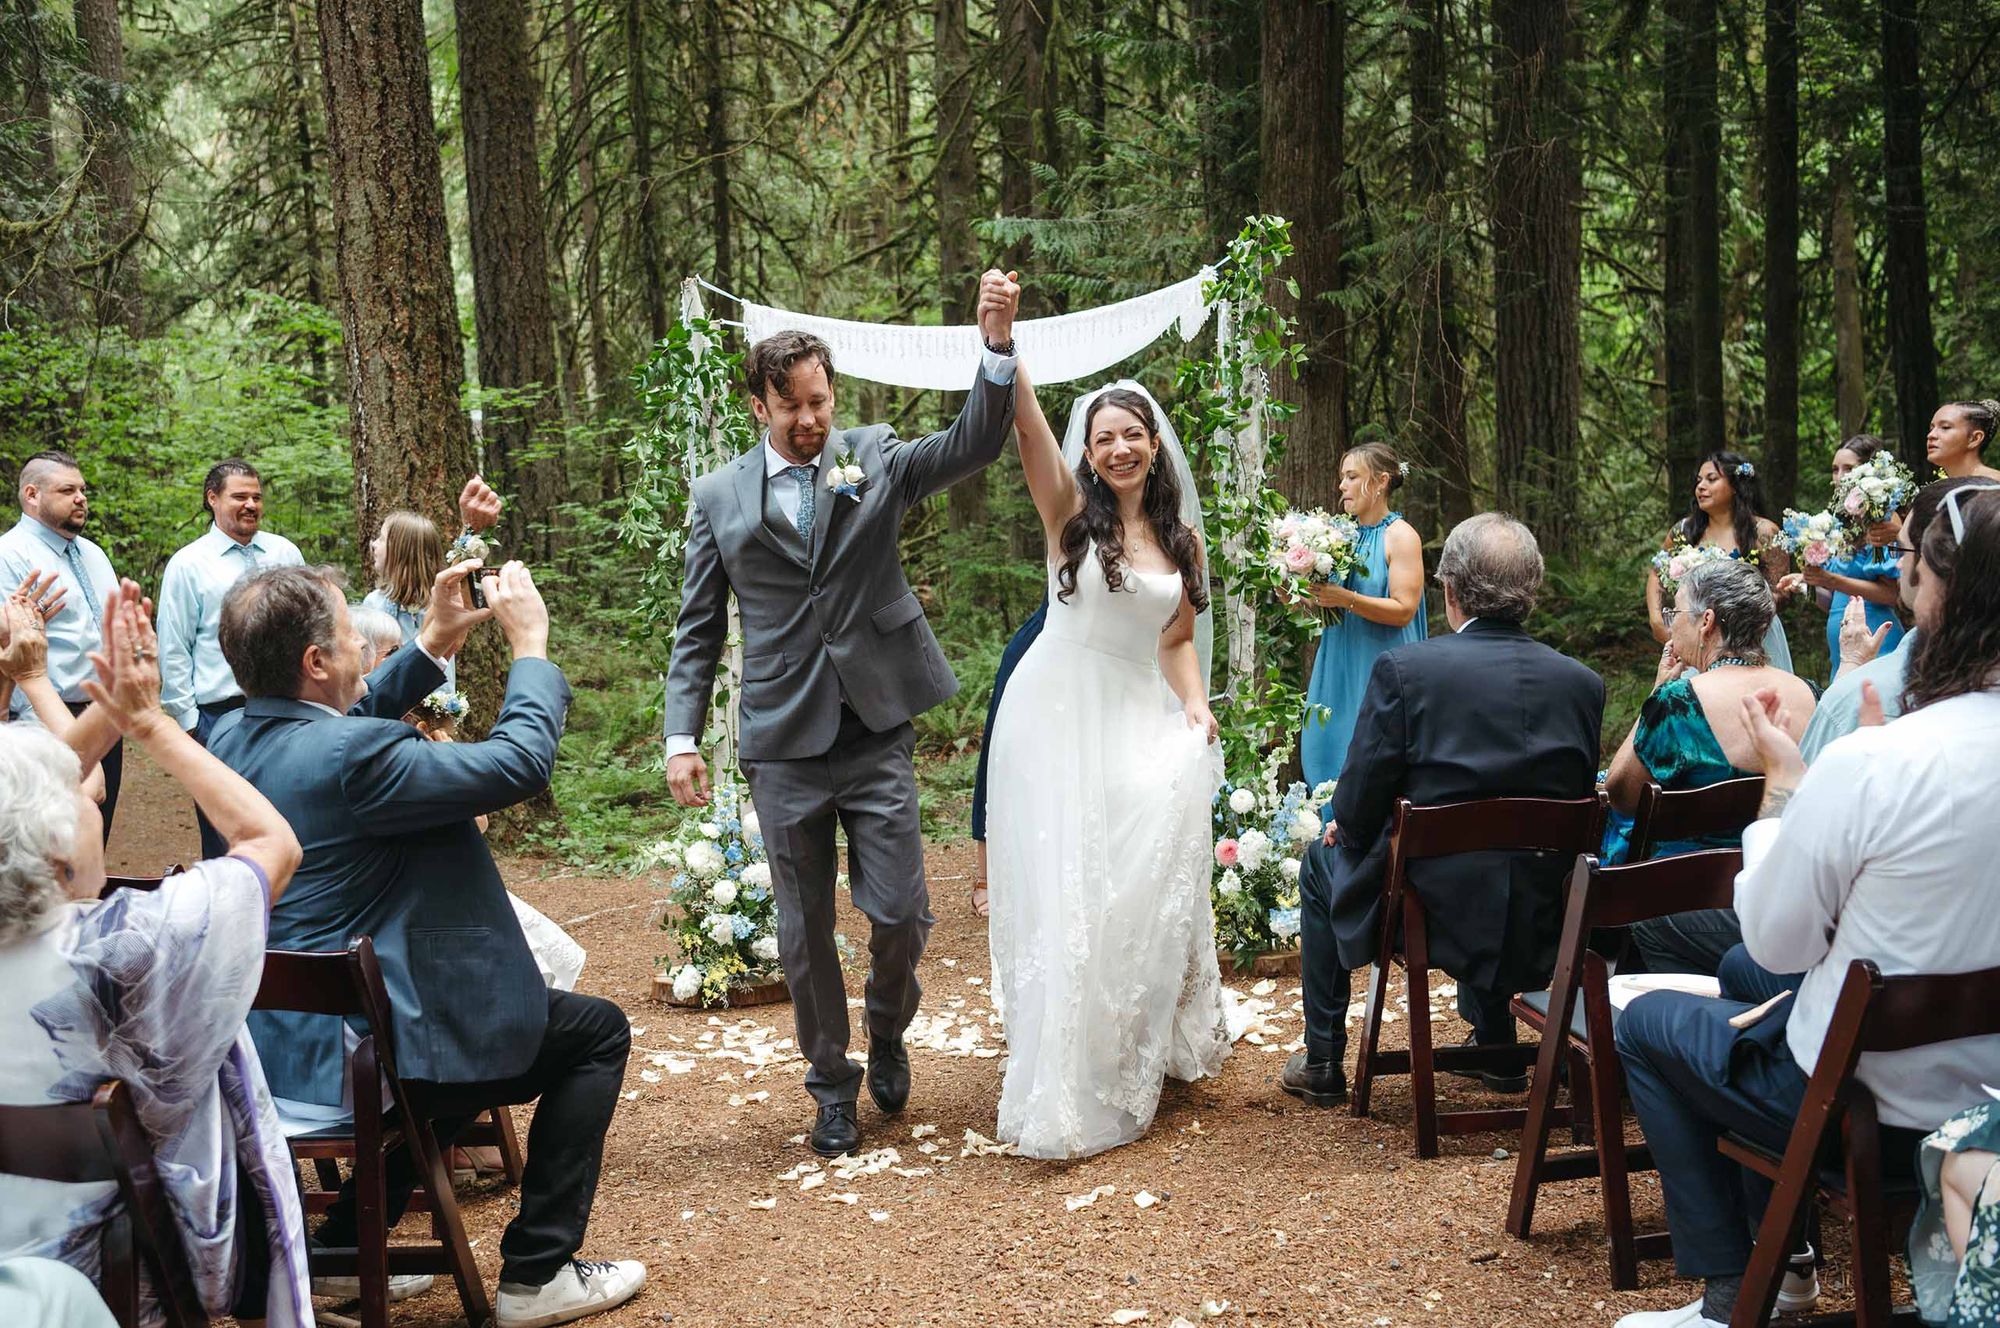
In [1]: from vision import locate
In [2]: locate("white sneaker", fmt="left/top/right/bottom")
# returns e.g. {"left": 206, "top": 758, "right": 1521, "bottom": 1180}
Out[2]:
{"left": 1613, "top": 1300, "right": 1725, "bottom": 1328}
{"left": 1776, "top": 1252, "right": 1820, "bottom": 1313}
{"left": 495, "top": 1259, "right": 647, "bottom": 1328}
{"left": 311, "top": 1273, "right": 435, "bottom": 1302}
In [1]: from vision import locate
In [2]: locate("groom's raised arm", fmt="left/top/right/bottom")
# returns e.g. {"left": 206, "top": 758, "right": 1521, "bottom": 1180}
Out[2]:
{"left": 663, "top": 500, "right": 730, "bottom": 760}
{"left": 892, "top": 269, "right": 1022, "bottom": 503}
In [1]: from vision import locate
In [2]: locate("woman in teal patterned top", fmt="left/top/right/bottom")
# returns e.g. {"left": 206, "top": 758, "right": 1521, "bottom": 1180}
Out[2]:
{"left": 1298, "top": 443, "right": 1427, "bottom": 799}
{"left": 1909, "top": 1100, "right": 2000, "bottom": 1326}
{"left": 1605, "top": 559, "right": 1816, "bottom": 974}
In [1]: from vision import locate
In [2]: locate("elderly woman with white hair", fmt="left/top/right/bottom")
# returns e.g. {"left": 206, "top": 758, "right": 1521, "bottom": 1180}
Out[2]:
{"left": 0, "top": 581, "right": 308, "bottom": 1327}
{"left": 1602, "top": 557, "right": 1817, "bottom": 974}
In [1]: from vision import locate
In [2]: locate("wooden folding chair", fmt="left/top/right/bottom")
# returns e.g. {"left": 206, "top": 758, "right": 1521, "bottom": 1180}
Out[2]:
{"left": 1628, "top": 776, "right": 1763, "bottom": 862}
{"left": 1722, "top": 958, "right": 2000, "bottom": 1327}
{"left": 254, "top": 937, "right": 492, "bottom": 1328}
{"left": 1505, "top": 848, "right": 1743, "bottom": 1287}
{"left": 0, "top": 1080, "right": 208, "bottom": 1328}
{"left": 1350, "top": 793, "right": 1607, "bottom": 1158}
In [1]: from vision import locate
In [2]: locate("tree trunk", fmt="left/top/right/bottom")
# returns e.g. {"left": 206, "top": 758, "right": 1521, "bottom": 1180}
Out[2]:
{"left": 996, "top": 0, "right": 1049, "bottom": 276}
{"left": 1409, "top": 0, "right": 1471, "bottom": 530}
{"left": 1194, "top": 0, "right": 1261, "bottom": 258}
{"left": 562, "top": 0, "right": 615, "bottom": 410}
{"left": 1761, "top": 0, "right": 1799, "bottom": 509}
{"left": 1830, "top": 155, "right": 1867, "bottom": 439}
{"left": 1260, "top": 0, "right": 1346, "bottom": 514}
{"left": 937, "top": 0, "right": 986, "bottom": 532}
{"left": 1880, "top": 0, "right": 1937, "bottom": 469}
{"left": 458, "top": 0, "right": 565, "bottom": 563}
{"left": 1663, "top": 0, "right": 1723, "bottom": 501}
{"left": 700, "top": 1, "right": 735, "bottom": 300}
{"left": 284, "top": 0, "right": 331, "bottom": 405}
{"left": 626, "top": 0, "right": 669, "bottom": 343}
{"left": 74, "top": 0, "right": 142, "bottom": 335}
{"left": 1489, "top": 0, "right": 1582, "bottom": 551}
{"left": 19, "top": 0, "right": 57, "bottom": 193}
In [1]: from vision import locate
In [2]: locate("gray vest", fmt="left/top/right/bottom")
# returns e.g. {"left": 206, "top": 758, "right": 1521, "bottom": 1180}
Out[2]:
{"left": 761, "top": 465, "right": 809, "bottom": 559}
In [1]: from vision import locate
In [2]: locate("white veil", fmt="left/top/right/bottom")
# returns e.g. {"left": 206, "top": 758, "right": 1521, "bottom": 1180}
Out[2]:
{"left": 1059, "top": 380, "right": 1214, "bottom": 691}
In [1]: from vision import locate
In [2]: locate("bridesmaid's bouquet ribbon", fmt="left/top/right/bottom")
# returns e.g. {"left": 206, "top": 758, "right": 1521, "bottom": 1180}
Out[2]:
{"left": 1771, "top": 508, "right": 1853, "bottom": 569}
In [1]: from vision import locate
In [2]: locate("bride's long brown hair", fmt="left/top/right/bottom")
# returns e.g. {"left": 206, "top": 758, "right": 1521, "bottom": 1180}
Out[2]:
{"left": 1055, "top": 389, "right": 1208, "bottom": 614}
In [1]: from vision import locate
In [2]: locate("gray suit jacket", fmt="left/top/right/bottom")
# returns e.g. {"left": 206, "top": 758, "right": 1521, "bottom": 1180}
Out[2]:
{"left": 664, "top": 363, "right": 1015, "bottom": 761}
{"left": 212, "top": 645, "right": 572, "bottom": 1102}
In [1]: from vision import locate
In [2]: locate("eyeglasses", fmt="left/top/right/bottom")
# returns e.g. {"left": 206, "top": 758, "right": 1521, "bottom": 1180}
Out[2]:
{"left": 1940, "top": 483, "right": 2000, "bottom": 543}
{"left": 1659, "top": 608, "right": 1681, "bottom": 627}
{"left": 1885, "top": 543, "right": 1920, "bottom": 560}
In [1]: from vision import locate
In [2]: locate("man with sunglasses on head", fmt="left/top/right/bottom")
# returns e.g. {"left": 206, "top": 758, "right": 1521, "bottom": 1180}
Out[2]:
{"left": 1798, "top": 476, "right": 2000, "bottom": 764}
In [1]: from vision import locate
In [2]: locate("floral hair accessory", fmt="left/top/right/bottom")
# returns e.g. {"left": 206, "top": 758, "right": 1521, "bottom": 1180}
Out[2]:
{"left": 1735, "top": 461, "right": 1757, "bottom": 479}
{"left": 1397, "top": 461, "right": 1412, "bottom": 478}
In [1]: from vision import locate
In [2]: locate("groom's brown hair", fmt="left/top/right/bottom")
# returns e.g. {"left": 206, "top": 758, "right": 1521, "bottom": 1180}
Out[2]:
{"left": 745, "top": 331, "right": 835, "bottom": 402}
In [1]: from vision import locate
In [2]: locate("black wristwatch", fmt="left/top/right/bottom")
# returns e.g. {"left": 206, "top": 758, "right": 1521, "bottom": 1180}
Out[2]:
{"left": 984, "top": 336, "right": 1017, "bottom": 357}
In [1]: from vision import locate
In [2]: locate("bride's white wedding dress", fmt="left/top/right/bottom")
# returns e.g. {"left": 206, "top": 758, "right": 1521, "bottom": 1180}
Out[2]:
{"left": 985, "top": 548, "right": 1231, "bottom": 1160}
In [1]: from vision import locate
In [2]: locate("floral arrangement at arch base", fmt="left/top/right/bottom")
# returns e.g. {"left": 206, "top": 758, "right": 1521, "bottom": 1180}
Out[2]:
{"left": 642, "top": 783, "right": 788, "bottom": 1008}
{"left": 1211, "top": 749, "right": 1336, "bottom": 971}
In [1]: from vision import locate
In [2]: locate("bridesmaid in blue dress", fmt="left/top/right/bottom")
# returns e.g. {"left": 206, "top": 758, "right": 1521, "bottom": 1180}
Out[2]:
{"left": 1646, "top": 449, "right": 1794, "bottom": 674}
{"left": 1776, "top": 435, "right": 1903, "bottom": 682}
{"left": 1299, "top": 443, "right": 1428, "bottom": 797}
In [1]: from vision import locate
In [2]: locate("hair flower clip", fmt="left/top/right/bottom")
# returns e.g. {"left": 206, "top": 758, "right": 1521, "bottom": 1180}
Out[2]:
{"left": 1397, "top": 461, "right": 1412, "bottom": 478}
{"left": 1735, "top": 461, "right": 1757, "bottom": 479}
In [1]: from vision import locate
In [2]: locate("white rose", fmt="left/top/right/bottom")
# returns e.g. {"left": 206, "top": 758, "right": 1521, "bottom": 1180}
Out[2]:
{"left": 1314, "top": 552, "right": 1334, "bottom": 577}
{"left": 710, "top": 880, "right": 738, "bottom": 908}
{"left": 740, "top": 862, "right": 772, "bottom": 890}
{"left": 843, "top": 464, "right": 865, "bottom": 486}
{"left": 683, "top": 841, "right": 725, "bottom": 879}
{"left": 699, "top": 821, "right": 721, "bottom": 839}
{"left": 1217, "top": 868, "right": 1242, "bottom": 896}
{"left": 1280, "top": 857, "right": 1301, "bottom": 883}
{"left": 742, "top": 810, "right": 761, "bottom": 840}
{"left": 1290, "top": 808, "right": 1322, "bottom": 843}
{"left": 706, "top": 913, "right": 737, "bottom": 945}
{"left": 1227, "top": 788, "right": 1257, "bottom": 815}
{"left": 1237, "top": 829, "right": 1270, "bottom": 872}
{"left": 751, "top": 935, "right": 781, "bottom": 963}
{"left": 671, "top": 965, "right": 703, "bottom": 1000}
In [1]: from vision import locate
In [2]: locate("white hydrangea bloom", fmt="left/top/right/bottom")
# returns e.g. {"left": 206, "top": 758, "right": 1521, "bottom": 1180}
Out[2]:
{"left": 683, "top": 841, "right": 726, "bottom": 879}
{"left": 710, "top": 880, "right": 738, "bottom": 908}
{"left": 740, "top": 862, "right": 772, "bottom": 890}
{"left": 706, "top": 913, "right": 737, "bottom": 945}
{"left": 742, "top": 810, "right": 761, "bottom": 840}
{"left": 1236, "top": 829, "right": 1271, "bottom": 872}
{"left": 1290, "top": 809, "right": 1322, "bottom": 843}
{"left": 751, "top": 935, "right": 781, "bottom": 963}
{"left": 1227, "top": 788, "right": 1256, "bottom": 815}
{"left": 1280, "top": 857, "right": 1301, "bottom": 883}
{"left": 671, "top": 965, "right": 703, "bottom": 1001}
{"left": 1217, "top": 868, "right": 1242, "bottom": 895}
{"left": 698, "top": 821, "right": 721, "bottom": 839}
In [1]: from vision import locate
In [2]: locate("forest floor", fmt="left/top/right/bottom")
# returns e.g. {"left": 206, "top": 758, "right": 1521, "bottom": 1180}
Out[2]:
{"left": 108, "top": 750, "right": 1857, "bottom": 1328}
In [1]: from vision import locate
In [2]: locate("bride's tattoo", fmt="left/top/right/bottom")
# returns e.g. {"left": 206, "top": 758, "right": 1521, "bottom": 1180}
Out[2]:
{"left": 1759, "top": 784, "right": 1797, "bottom": 819}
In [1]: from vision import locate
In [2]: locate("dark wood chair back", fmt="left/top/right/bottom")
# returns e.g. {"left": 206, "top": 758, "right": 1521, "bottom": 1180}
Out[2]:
{"left": 1727, "top": 958, "right": 2000, "bottom": 1327}
{"left": 1352, "top": 794, "right": 1608, "bottom": 1159}
{"left": 0, "top": 1081, "right": 208, "bottom": 1327}
{"left": 1628, "top": 776, "right": 1763, "bottom": 862}
{"left": 98, "top": 867, "right": 185, "bottom": 900}
{"left": 1506, "top": 848, "right": 1742, "bottom": 1288}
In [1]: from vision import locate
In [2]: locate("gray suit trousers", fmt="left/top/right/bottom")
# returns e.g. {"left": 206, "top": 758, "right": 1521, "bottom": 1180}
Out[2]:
{"left": 742, "top": 708, "right": 931, "bottom": 1106}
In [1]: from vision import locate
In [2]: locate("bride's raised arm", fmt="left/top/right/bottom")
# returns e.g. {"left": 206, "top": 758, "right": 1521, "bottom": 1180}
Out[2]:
{"left": 1014, "top": 362, "right": 1080, "bottom": 548}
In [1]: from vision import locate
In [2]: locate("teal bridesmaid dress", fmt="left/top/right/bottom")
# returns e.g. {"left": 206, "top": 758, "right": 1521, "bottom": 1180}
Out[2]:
{"left": 1300, "top": 512, "right": 1427, "bottom": 795}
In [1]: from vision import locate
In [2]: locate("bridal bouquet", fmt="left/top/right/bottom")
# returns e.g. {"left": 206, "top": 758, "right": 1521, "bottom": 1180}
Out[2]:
{"left": 1267, "top": 507, "right": 1365, "bottom": 618}
{"left": 1769, "top": 508, "right": 1853, "bottom": 570}
{"left": 1831, "top": 453, "right": 1918, "bottom": 534}
{"left": 1650, "top": 537, "right": 1735, "bottom": 593}
{"left": 1211, "top": 750, "right": 1337, "bottom": 967}
{"left": 642, "top": 783, "right": 783, "bottom": 1007}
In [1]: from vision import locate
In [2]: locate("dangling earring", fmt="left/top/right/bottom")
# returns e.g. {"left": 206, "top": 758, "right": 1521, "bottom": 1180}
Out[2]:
{"left": 1089, "top": 469, "right": 1100, "bottom": 486}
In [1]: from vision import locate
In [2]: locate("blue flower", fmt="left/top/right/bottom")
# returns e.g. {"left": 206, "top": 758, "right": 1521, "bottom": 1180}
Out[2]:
{"left": 725, "top": 843, "right": 744, "bottom": 865}
{"left": 731, "top": 914, "right": 756, "bottom": 940}
{"left": 1268, "top": 907, "right": 1301, "bottom": 941}
{"left": 742, "top": 885, "right": 770, "bottom": 904}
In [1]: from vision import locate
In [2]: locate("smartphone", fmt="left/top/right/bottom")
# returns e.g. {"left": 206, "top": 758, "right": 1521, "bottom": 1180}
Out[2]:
{"left": 465, "top": 565, "right": 501, "bottom": 610}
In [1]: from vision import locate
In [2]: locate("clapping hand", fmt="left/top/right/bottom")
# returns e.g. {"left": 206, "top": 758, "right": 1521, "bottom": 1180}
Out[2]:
{"left": 1740, "top": 686, "right": 1806, "bottom": 790}
{"left": 1837, "top": 596, "right": 1892, "bottom": 670}
{"left": 81, "top": 580, "right": 166, "bottom": 737}
{"left": 0, "top": 591, "right": 48, "bottom": 680}
{"left": 11, "top": 570, "right": 66, "bottom": 622}
{"left": 1857, "top": 680, "right": 1888, "bottom": 729}
{"left": 977, "top": 269, "right": 1021, "bottom": 349}
{"left": 458, "top": 474, "right": 504, "bottom": 533}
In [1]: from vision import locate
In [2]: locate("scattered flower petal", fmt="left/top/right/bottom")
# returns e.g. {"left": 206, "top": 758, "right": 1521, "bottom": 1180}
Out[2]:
{"left": 747, "top": 1197, "right": 776, "bottom": 1210}
{"left": 1066, "top": 1184, "right": 1116, "bottom": 1211}
{"left": 1111, "top": 1311, "right": 1149, "bottom": 1325}
{"left": 1134, "top": 1190, "right": 1161, "bottom": 1209}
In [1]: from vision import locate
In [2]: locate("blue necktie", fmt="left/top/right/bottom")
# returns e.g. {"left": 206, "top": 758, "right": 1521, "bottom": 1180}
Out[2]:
{"left": 787, "top": 465, "right": 817, "bottom": 542}
{"left": 63, "top": 542, "right": 101, "bottom": 626}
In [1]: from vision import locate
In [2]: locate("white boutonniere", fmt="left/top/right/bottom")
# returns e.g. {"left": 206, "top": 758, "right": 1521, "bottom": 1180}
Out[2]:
{"left": 826, "top": 445, "right": 867, "bottom": 502}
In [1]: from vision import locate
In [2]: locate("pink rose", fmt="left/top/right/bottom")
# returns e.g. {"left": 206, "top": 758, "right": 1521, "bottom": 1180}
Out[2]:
{"left": 1667, "top": 557, "right": 1688, "bottom": 581}
{"left": 1214, "top": 838, "right": 1240, "bottom": 868}
{"left": 1804, "top": 540, "right": 1829, "bottom": 566}
{"left": 1276, "top": 517, "right": 1299, "bottom": 541}
{"left": 1844, "top": 488, "right": 1868, "bottom": 515}
{"left": 1284, "top": 544, "right": 1317, "bottom": 573}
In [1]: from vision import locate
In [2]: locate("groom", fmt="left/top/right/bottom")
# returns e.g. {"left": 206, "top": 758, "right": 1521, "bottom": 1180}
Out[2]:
{"left": 664, "top": 269, "right": 1022, "bottom": 1155}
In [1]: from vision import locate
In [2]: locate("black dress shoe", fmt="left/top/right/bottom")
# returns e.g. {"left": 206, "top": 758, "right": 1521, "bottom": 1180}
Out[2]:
{"left": 1278, "top": 1051, "right": 1348, "bottom": 1106}
{"left": 867, "top": 1036, "right": 910, "bottom": 1115}
{"left": 809, "top": 1102, "right": 860, "bottom": 1157}
{"left": 1444, "top": 1033, "right": 1529, "bottom": 1094}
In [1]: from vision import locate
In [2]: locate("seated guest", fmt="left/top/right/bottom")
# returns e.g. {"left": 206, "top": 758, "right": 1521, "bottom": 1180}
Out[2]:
{"left": 0, "top": 582, "right": 310, "bottom": 1327}
{"left": 1908, "top": 1099, "right": 2000, "bottom": 1325}
{"left": 1605, "top": 559, "right": 1816, "bottom": 976}
{"left": 208, "top": 560, "right": 645, "bottom": 1328}
{"left": 1611, "top": 489, "right": 2000, "bottom": 1328}
{"left": 1799, "top": 476, "right": 2000, "bottom": 764}
{"left": 350, "top": 602, "right": 406, "bottom": 673}
{"left": 1281, "top": 514, "right": 1605, "bottom": 1105}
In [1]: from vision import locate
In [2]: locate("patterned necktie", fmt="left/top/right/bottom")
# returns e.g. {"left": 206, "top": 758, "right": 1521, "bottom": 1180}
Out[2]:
{"left": 63, "top": 542, "right": 101, "bottom": 625}
{"left": 786, "top": 465, "right": 817, "bottom": 542}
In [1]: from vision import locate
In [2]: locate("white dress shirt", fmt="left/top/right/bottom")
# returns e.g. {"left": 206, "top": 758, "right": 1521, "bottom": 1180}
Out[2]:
{"left": 0, "top": 514, "right": 118, "bottom": 706}
{"left": 1735, "top": 687, "right": 2000, "bottom": 1129}
{"left": 666, "top": 347, "right": 1017, "bottom": 762}
{"left": 155, "top": 524, "right": 306, "bottom": 729}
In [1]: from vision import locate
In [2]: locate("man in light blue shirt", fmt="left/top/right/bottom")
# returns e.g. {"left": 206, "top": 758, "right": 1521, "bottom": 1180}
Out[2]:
{"left": 156, "top": 459, "right": 304, "bottom": 856}
{"left": 0, "top": 450, "right": 123, "bottom": 836}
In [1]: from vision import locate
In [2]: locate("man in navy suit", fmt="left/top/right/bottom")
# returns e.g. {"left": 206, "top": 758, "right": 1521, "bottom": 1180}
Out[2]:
{"left": 210, "top": 558, "right": 644, "bottom": 1328}
{"left": 1281, "top": 514, "right": 1606, "bottom": 1105}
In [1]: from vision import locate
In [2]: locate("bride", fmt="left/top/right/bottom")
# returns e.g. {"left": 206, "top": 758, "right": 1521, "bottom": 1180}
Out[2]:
{"left": 984, "top": 364, "right": 1231, "bottom": 1160}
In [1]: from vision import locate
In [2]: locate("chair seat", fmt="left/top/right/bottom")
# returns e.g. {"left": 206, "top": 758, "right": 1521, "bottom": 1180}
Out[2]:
{"left": 1718, "top": 1130, "right": 1923, "bottom": 1201}
{"left": 1515, "top": 988, "right": 1617, "bottom": 1043}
